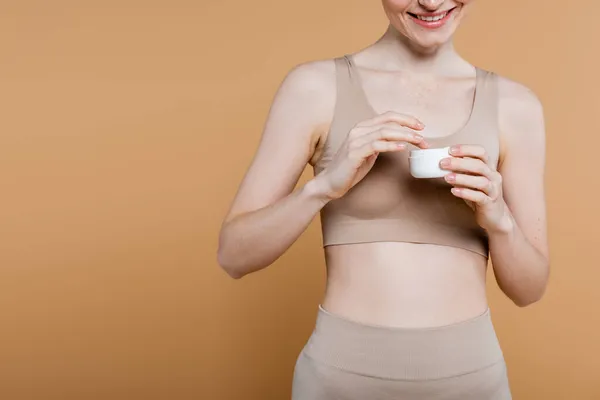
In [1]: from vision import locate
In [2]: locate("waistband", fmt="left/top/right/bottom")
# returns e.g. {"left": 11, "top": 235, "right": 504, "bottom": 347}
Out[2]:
{"left": 302, "top": 306, "right": 504, "bottom": 381}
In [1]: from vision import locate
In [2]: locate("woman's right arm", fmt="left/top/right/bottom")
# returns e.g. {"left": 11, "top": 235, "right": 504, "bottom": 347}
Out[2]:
{"left": 217, "top": 60, "right": 428, "bottom": 279}
{"left": 216, "top": 61, "right": 337, "bottom": 278}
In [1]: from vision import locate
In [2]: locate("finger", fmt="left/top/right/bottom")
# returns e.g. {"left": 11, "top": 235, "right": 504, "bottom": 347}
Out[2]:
{"left": 352, "top": 127, "right": 430, "bottom": 149}
{"left": 351, "top": 122, "right": 414, "bottom": 136}
{"left": 351, "top": 122, "right": 427, "bottom": 141}
{"left": 355, "top": 111, "right": 424, "bottom": 131}
{"left": 448, "top": 144, "right": 490, "bottom": 165}
{"left": 444, "top": 173, "right": 494, "bottom": 196}
{"left": 450, "top": 187, "right": 492, "bottom": 205}
{"left": 440, "top": 156, "right": 493, "bottom": 178}
{"left": 349, "top": 139, "right": 406, "bottom": 162}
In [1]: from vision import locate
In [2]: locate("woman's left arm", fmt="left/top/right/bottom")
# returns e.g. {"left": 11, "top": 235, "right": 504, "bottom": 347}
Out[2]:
{"left": 442, "top": 77, "right": 550, "bottom": 307}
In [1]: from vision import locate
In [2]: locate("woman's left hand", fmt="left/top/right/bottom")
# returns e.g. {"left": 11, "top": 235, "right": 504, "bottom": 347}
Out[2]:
{"left": 440, "top": 144, "right": 512, "bottom": 233}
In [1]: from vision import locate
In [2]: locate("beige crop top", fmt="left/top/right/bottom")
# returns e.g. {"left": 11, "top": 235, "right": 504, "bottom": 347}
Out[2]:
{"left": 313, "top": 55, "right": 500, "bottom": 258}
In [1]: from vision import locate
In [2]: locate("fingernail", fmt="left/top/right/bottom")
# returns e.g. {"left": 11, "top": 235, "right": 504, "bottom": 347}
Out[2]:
{"left": 440, "top": 158, "right": 451, "bottom": 167}
{"left": 449, "top": 146, "right": 459, "bottom": 155}
{"left": 413, "top": 134, "right": 423, "bottom": 141}
{"left": 445, "top": 173, "right": 455, "bottom": 182}
{"left": 397, "top": 143, "right": 406, "bottom": 149}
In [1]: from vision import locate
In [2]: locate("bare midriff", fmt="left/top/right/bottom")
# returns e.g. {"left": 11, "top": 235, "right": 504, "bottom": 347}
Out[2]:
{"left": 321, "top": 241, "right": 489, "bottom": 328}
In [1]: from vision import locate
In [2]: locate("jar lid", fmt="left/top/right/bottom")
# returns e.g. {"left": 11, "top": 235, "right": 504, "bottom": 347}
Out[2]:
{"left": 409, "top": 146, "right": 451, "bottom": 158}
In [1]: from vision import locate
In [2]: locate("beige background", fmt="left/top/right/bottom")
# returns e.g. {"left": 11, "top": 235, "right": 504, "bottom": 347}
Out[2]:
{"left": 1, "top": 1, "right": 598, "bottom": 399}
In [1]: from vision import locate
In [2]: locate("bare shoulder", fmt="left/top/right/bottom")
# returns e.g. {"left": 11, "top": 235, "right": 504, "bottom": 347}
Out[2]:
{"left": 496, "top": 75, "right": 545, "bottom": 140}
{"left": 495, "top": 74, "right": 546, "bottom": 165}
{"left": 273, "top": 58, "right": 337, "bottom": 125}
{"left": 268, "top": 58, "right": 337, "bottom": 162}
{"left": 281, "top": 58, "right": 336, "bottom": 96}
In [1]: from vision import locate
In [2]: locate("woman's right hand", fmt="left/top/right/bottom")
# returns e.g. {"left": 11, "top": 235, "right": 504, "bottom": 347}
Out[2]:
{"left": 313, "top": 112, "right": 430, "bottom": 200}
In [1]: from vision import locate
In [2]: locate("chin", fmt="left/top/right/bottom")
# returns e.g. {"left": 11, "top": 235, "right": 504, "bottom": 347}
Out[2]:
{"left": 409, "top": 8, "right": 463, "bottom": 46}
{"left": 384, "top": 1, "right": 470, "bottom": 51}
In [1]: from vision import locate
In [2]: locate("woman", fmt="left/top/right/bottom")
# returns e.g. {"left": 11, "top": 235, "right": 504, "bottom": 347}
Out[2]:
{"left": 218, "top": 0, "right": 549, "bottom": 398}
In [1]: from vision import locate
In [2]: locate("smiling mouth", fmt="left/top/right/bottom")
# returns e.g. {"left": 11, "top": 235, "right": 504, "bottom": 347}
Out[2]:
{"left": 407, "top": 7, "right": 457, "bottom": 24}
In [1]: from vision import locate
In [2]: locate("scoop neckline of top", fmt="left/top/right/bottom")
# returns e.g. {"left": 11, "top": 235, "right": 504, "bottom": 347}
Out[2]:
{"left": 343, "top": 54, "right": 482, "bottom": 143}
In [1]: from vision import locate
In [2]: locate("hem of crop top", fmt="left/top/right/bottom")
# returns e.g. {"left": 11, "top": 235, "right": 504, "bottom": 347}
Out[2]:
{"left": 321, "top": 218, "right": 489, "bottom": 258}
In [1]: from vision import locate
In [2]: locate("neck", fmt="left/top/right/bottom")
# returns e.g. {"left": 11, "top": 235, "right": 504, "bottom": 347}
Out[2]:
{"left": 373, "top": 25, "right": 463, "bottom": 75}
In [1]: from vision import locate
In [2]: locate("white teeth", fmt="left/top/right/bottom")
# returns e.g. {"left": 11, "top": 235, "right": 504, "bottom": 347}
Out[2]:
{"left": 416, "top": 12, "right": 447, "bottom": 22}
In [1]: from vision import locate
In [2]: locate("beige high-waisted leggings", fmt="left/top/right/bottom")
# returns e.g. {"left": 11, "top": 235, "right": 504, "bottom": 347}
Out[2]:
{"left": 292, "top": 306, "right": 512, "bottom": 399}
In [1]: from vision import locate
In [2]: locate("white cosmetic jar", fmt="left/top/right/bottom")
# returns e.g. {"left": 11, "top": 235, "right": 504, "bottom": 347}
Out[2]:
{"left": 409, "top": 146, "right": 454, "bottom": 179}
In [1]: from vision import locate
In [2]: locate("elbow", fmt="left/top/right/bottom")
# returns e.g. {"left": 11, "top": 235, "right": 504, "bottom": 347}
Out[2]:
{"left": 217, "top": 225, "right": 246, "bottom": 279}
{"left": 217, "top": 246, "right": 246, "bottom": 280}
{"left": 513, "top": 295, "right": 542, "bottom": 308}
{"left": 217, "top": 257, "right": 246, "bottom": 280}
{"left": 217, "top": 232, "right": 256, "bottom": 280}
{"left": 513, "top": 260, "right": 551, "bottom": 308}
{"left": 217, "top": 224, "right": 270, "bottom": 279}
{"left": 512, "top": 281, "right": 549, "bottom": 308}
{"left": 223, "top": 267, "right": 246, "bottom": 280}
